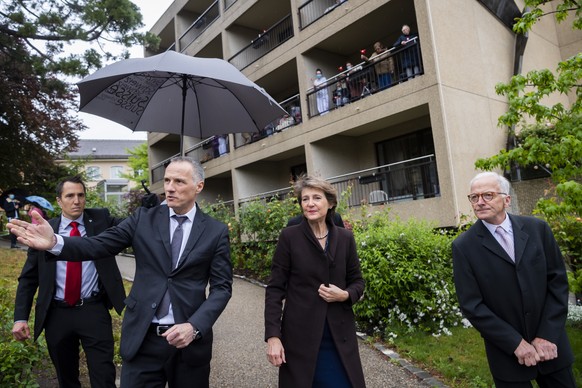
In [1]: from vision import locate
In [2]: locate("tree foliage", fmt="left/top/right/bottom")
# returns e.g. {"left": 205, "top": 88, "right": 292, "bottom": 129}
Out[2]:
{"left": 0, "top": 0, "right": 159, "bottom": 195}
{"left": 475, "top": 0, "right": 582, "bottom": 281}
{"left": 121, "top": 142, "right": 149, "bottom": 186}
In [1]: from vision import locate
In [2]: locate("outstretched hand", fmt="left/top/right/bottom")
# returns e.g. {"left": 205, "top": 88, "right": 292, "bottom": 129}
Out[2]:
{"left": 7, "top": 212, "right": 56, "bottom": 251}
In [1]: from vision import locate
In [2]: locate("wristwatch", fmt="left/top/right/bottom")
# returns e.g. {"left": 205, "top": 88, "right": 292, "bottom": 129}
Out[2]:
{"left": 193, "top": 328, "right": 201, "bottom": 341}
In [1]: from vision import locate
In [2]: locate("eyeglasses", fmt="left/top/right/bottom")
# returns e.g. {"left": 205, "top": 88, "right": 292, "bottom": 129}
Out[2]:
{"left": 467, "top": 192, "right": 507, "bottom": 204}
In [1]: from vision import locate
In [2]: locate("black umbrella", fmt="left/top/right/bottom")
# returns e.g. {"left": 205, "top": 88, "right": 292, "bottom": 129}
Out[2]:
{"left": 77, "top": 51, "right": 287, "bottom": 155}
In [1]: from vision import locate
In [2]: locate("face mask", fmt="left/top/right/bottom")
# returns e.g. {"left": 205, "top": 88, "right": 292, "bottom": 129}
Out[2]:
{"left": 316, "top": 74, "right": 322, "bottom": 78}
{"left": 346, "top": 65, "right": 352, "bottom": 70}
{"left": 8, "top": 194, "right": 14, "bottom": 199}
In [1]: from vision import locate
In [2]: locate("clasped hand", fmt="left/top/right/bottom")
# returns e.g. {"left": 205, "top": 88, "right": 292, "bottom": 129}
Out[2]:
{"left": 514, "top": 338, "right": 558, "bottom": 366}
{"left": 318, "top": 283, "right": 349, "bottom": 303}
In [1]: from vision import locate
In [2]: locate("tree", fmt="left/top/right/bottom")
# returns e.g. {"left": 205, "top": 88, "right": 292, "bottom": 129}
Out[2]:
{"left": 0, "top": 0, "right": 159, "bottom": 194}
{"left": 475, "top": 0, "right": 582, "bottom": 292}
{"left": 121, "top": 142, "right": 149, "bottom": 187}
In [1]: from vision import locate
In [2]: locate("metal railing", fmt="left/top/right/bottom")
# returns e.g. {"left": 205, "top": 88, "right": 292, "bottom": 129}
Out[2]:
{"left": 185, "top": 135, "right": 230, "bottom": 164}
{"left": 234, "top": 94, "right": 301, "bottom": 148}
{"left": 306, "top": 40, "right": 422, "bottom": 117}
{"left": 328, "top": 155, "right": 439, "bottom": 206}
{"left": 224, "top": 0, "right": 237, "bottom": 10}
{"left": 151, "top": 153, "right": 179, "bottom": 184}
{"left": 229, "top": 14, "right": 294, "bottom": 70}
{"left": 236, "top": 155, "right": 439, "bottom": 207}
{"left": 298, "top": 0, "right": 347, "bottom": 29}
{"left": 178, "top": 0, "right": 219, "bottom": 52}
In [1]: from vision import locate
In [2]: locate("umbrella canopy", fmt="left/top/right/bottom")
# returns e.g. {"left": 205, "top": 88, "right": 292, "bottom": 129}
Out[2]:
{"left": 25, "top": 195, "right": 54, "bottom": 211}
{"left": 77, "top": 51, "right": 287, "bottom": 154}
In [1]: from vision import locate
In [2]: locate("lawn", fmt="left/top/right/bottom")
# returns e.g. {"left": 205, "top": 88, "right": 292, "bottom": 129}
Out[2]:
{"left": 0, "top": 246, "right": 580, "bottom": 387}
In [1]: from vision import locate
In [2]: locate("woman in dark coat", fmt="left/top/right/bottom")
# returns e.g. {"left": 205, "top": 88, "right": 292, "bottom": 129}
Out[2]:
{"left": 265, "top": 175, "right": 366, "bottom": 388}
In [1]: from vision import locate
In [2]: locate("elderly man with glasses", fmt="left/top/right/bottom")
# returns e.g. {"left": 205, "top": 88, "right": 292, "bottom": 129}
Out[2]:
{"left": 452, "top": 171, "right": 575, "bottom": 388}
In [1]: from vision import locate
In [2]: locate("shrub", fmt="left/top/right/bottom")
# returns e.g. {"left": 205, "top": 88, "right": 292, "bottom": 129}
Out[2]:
{"left": 351, "top": 209, "right": 463, "bottom": 336}
{"left": 0, "top": 288, "right": 45, "bottom": 387}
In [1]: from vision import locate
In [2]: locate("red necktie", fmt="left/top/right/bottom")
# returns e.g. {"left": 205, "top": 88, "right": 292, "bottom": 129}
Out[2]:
{"left": 64, "top": 221, "right": 82, "bottom": 305}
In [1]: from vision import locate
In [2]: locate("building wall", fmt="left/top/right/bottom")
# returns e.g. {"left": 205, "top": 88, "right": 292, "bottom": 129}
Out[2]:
{"left": 146, "top": 0, "right": 581, "bottom": 227}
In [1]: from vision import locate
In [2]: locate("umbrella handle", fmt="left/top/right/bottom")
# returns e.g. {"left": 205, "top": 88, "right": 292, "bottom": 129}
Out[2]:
{"left": 141, "top": 180, "right": 151, "bottom": 194}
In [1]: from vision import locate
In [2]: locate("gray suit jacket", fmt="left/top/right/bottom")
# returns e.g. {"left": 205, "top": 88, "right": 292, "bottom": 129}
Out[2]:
{"left": 56, "top": 204, "right": 233, "bottom": 363}
{"left": 452, "top": 214, "right": 573, "bottom": 381}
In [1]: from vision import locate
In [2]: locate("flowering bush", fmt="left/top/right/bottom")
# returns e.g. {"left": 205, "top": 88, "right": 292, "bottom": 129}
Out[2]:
{"left": 568, "top": 303, "right": 582, "bottom": 328}
{"left": 351, "top": 210, "right": 463, "bottom": 336}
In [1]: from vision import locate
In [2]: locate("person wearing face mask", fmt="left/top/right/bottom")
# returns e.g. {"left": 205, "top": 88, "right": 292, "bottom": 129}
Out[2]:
{"left": 5, "top": 193, "right": 21, "bottom": 248}
{"left": 312, "top": 68, "right": 329, "bottom": 115}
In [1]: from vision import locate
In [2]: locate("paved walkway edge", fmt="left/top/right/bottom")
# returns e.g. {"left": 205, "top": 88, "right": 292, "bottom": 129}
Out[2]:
{"left": 234, "top": 274, "right": 449, "bottom": 388}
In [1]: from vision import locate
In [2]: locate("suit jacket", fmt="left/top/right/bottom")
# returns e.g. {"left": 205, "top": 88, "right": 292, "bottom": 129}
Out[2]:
{"left": 14, "top": 208, "right": 126, "bottom": 340}
{"left": 452, "top": 214, "right": 573, "bottom": 381}
{"left": 265, "top": 219, "right": 365, "bottom": 387}
{"left": 56, "top": 204, "right": 233, "bottom": 364}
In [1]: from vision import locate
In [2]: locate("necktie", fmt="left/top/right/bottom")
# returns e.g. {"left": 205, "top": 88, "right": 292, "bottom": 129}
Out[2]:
{"left": 156, "top": 215, "right": 188, "bottom": 319}
{"left": 64, "top": 221, "right": 82, "bottom": 305}
{"left": 495, "top": 226, "right": 515, "bottom": 262}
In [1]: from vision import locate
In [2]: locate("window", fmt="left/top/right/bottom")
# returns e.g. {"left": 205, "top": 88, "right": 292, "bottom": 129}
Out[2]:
{"left": 86, "top": 166, "right": 101, "bottom": 181}
{"left": 376, "top": 128, "right": 440, "bottom": 200}
{"left": 110, "top": 166, "right": 123, "bottom": 178}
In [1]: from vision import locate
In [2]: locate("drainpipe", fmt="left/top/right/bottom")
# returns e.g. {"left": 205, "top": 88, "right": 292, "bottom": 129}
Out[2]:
{"left": 508, "top": 8, "right": 529, "bottom": 182}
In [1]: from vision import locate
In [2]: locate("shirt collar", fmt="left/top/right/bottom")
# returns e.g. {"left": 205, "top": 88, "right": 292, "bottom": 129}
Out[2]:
{"left": 61, "top": 214, "right": 84, "bottom": 228}
{"left": 482, "top": 213, "right": 513, "bottom": 235}
{"left": 169, "top": 205, "right": 196, "bottom": 223}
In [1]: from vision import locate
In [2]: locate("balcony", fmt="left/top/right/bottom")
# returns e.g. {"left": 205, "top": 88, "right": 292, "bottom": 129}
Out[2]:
{"left": 237, "top": 154, "right": 439, "bottom": 207}
{"left": 229, "top": 15, "right": 294, "bottom": 70}
{"left": 306, "top": 39, "right": 423, "bottom": 117}
{"left": 234, "top": 94, "right": 301, "bottom": 148}
{"left": 299, "top": 0, "right": 347, "bottom": 29}
{"left": 178, "top": 1, "right": 220, "bottom": 52}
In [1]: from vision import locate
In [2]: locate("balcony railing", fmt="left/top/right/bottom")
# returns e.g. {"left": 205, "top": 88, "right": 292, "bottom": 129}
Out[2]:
{"left": 236, "top": 154, "right": 439, "bottom": 207}
{"left": 178, "top": 0, "right": 219, "bottom": 52}
{"left": 328, "top": 154, "right": 439, "bottom": 207}
{"left": 185, "top": 135, "right": 230, "bottom": 164}
{"left": 306, "top": 39, "right": 423, "bottom": 117}
{"left": 229, "top": 14, "right": 294, "bottom": 70}
{"left": 224, "top": 0, "right": 237, "bottom": 10}
{"left": 151, "top": 153, "right": 179, "bottom": 184}
{"left": 298, "top": 0, "right": 347, "bottom": 29}
{"left": 234, "top": 94, "right": 301, "bottom": 148}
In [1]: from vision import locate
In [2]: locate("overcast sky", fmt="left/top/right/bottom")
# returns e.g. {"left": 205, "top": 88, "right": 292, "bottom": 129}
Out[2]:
{"left": 77, "top": 0, "right": 173, "bottom": 140}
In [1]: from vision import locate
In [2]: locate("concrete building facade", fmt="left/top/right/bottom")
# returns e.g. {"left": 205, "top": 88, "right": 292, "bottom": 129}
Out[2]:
{"left": 145, "top": 0, "right": 580, "bottom": 227}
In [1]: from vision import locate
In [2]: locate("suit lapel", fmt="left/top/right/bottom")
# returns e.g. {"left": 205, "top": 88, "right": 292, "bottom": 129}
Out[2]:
{"left": 83, "top": 211, "right": 95, "bottom": 236}
{"left": 156, "top": 206, "right": 173, "bottom": 269}
{"left": 509, "top": 214, "right": 528, "bottom": 265}
{"left": 177, "top": 206, "right": 205, "bottom": 270}
{"left": 476, "top": 220, "right": 514, "bottom": 265}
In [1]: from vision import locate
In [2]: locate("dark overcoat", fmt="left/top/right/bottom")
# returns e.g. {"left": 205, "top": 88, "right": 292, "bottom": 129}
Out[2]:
{"left": 452, "top": 214, "right": 573, "bottom": 382}
{"left": 265, "top": 219, "right": 366, "bottom": 388}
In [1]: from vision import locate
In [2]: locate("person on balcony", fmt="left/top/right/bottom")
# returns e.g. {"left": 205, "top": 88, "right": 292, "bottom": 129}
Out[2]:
{"left": 361, "top": 41, "right": 395, "bottom": 90}
{"left": 393, "top": 24, "right": 420, "bottom": 79}
{"left": 345, "top": 61, "right": 364, "bottom": 101}
{"left": 313, "top": 69, "right": 329, "bottom": 115}
{"left": 265, "top": 175, "right": 366, "bottom": 388}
